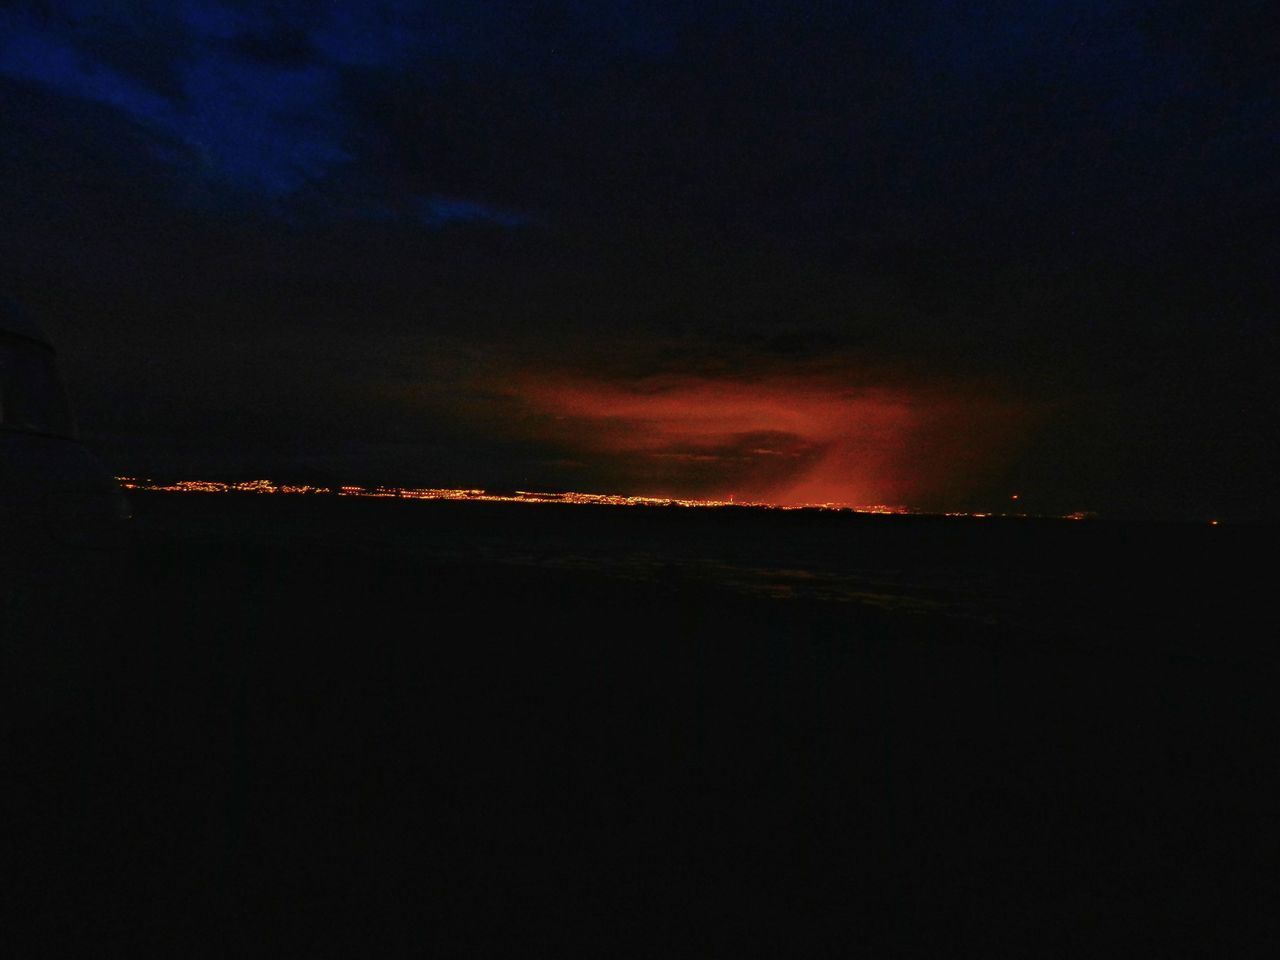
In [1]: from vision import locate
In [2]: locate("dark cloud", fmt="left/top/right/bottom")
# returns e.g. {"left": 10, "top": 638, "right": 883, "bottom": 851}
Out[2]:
{"left": 228, "top": 26, "right": 314, "bottom": 67}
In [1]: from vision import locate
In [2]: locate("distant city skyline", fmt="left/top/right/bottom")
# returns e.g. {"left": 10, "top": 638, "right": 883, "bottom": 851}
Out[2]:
{"left": 117, "top": 476, "right": 1110, "bottom": 523}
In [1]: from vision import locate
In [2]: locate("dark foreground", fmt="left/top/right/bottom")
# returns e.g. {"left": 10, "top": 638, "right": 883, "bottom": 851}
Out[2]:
{"left": 5, "top": 493, "right": 1278, "bottom": 955}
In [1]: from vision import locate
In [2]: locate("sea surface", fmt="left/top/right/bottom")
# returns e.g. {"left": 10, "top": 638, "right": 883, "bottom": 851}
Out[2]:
{"left": 5, "top": 491, "right": 1277, "bottom": 955}
{"left": 128, "top": 491, "right": 1269, "bottom": 654}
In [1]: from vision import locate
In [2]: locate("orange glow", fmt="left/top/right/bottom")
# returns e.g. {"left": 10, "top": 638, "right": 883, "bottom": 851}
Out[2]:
{"left": 503, "top": 371, "right": 1026, "bottom": 508}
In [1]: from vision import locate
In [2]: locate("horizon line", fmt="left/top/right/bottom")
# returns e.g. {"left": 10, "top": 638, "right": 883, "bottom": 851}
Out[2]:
{"left": 116, "top": 476, "right": 1106, "bottom": 522}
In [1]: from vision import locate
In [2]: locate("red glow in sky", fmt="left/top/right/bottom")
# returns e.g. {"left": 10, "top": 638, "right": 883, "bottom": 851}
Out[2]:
{"left": 509, "top": 371, "right": 1025, "bottom": 507}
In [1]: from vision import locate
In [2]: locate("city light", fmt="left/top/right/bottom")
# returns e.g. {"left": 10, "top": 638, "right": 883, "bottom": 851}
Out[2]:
{"left": 115, "top": 477, "right": 907, "bottom": 512}
{"left": 115, "top": 477, "right": 1096, "bottom": 520}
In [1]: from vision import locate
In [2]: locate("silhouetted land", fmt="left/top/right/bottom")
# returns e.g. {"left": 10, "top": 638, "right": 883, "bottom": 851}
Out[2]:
{"left": 6, "top": 492, "right": 1277, "bottom": 955}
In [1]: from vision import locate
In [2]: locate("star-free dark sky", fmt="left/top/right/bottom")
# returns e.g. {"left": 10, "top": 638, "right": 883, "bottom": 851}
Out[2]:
{"left": 2, "top": 1, "right": 1275, "bottom": 517}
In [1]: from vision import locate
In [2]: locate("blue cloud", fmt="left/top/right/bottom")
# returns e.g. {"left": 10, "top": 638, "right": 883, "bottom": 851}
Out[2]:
{"left": 0, "top": 10, "right": 175, "bottom": 126}
{"left": 178, "top": 53, "right": 350, "bottom": 196}
{"left": 0, "top": 1, "right": 690, "bottom": 211}
{"left": 418, "top": 195, "right": 528, "bottom": 230}
{"left": 0, "top": 4, "right": 350, "bottom": 198}
{"left": 178, "top": 0, "right": 268, "bottom": 41}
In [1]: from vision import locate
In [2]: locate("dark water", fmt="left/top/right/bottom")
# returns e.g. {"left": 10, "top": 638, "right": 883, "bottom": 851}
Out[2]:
{"left": 124, "top": 492, "right": 1270, "bottom": 649}
{"left": 5, "top": 493, "right": 1277, "bottom": 955}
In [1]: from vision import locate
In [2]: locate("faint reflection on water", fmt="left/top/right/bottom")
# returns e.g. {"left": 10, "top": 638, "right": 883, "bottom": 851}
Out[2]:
{"left": 485, "top": 550, "right": 1006, "bottom": 625}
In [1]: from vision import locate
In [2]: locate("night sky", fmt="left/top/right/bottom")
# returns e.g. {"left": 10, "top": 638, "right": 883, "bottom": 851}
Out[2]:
{"left": 2, "top": 2, "right": 1275, "bottom": 518}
